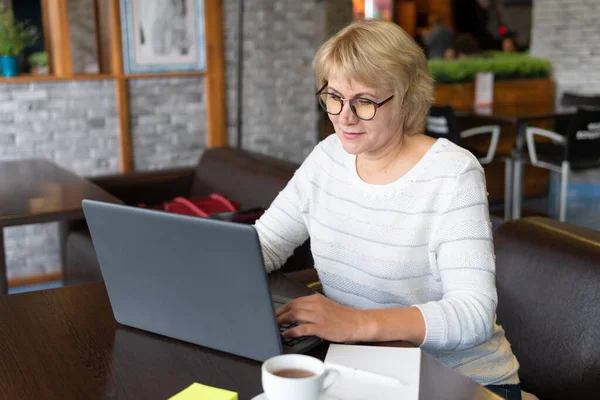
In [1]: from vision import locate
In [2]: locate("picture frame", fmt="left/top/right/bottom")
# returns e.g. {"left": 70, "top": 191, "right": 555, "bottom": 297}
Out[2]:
{"left": 120, "top": 0, "right": 206, "bottom": 74}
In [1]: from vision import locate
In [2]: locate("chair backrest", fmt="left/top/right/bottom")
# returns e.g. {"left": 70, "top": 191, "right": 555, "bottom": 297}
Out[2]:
{"left": 425, "top": 106, "right": 461, "bottom": 144}
{"left": 190, "top": 147, "right": 299, "bottom": 209}
{"left": 560, "top": 92, "right": 600, "bottom": 108}
{"left": 495, "top": 217, "right": 600, "bottom": 400}
{"left": 565, "top": 108, "right": 600, "bottom": 165}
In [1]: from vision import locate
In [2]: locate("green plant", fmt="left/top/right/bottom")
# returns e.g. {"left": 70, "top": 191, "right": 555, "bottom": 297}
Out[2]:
{"left": 429, "top": 53, "right": 552, "bottom": 84}
{"left": 0, "top": 6, "right": 39, "bottom": 57}
{"left": 28, "top": 51, "right": 47, "bottom": 67}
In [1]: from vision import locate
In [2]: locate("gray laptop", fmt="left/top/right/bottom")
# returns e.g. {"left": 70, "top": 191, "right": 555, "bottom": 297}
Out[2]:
{"left": 82, "top": 199, "right": 321, "bottom": 362}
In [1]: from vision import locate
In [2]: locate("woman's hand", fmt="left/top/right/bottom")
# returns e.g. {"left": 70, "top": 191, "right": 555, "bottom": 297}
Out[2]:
{"left": 275, "top": 294, "right": 368, "bottom": 343}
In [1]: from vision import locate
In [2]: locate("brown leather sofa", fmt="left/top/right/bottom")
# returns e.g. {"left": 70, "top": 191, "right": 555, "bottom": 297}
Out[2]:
{"left": 62, "top": 147, "right": 313, "bottom": 286}
{"left": 495, "top": 217, "right": 600, "bottom": 399}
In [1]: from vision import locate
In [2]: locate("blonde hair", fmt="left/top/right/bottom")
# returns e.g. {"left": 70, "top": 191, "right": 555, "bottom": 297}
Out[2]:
{"left": 314, "top": 19, "right": 434, "bottom": 135}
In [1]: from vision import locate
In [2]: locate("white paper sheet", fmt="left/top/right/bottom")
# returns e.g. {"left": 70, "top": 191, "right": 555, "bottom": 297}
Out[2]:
{"left": 323, "top": 344, "right": 421, "bottom": 400}
{"left": 475, "top": 72, "right": 495, "bottom": 107}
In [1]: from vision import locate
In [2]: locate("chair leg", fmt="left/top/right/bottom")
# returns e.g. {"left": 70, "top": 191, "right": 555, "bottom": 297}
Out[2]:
{"left": 552, "top": 170, "right": 561, "bottom": 218}
{"left": 559, "top": 161, "right": 570, "bottom": 222}
{"left": 512, "top": 159, "right": 524, "bottom": 219}
{"left": 504, "top": 158, "right": 513, "bottom": 221}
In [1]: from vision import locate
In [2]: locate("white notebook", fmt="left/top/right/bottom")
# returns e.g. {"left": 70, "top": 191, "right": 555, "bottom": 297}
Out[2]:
{"left": 323, "top": 344, "right": 421, "bottom": 400}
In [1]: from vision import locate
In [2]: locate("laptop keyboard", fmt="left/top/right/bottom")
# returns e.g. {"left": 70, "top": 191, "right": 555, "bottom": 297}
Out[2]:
{"left": 278, "top": 322, "right": 309, "bottom": 347}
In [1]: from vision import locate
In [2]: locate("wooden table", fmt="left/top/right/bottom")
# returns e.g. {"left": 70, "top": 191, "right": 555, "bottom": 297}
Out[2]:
{"left": 456, "top": 106, "right": 575, "bottom": 219}
{"left": 0, "top": 159, "right": 120, "bottom": 294}
{"left": 0, "top": 273, "right": 500, "bottom": 400}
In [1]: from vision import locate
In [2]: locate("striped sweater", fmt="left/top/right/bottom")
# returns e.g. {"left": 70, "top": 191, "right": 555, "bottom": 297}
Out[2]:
{"left": 254, "top": 134, "right": 519, "bottom": 386}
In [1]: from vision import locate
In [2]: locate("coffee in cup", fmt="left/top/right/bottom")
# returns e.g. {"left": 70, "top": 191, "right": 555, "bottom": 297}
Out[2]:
{"left": 272, "top": 368, "right": 316, "bottom": 379}
{"left": 262, "top": 354, "right": 339, "bottom": 400}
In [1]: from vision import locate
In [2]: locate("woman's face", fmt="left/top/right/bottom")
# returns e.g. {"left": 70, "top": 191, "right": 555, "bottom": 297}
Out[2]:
{"left": 326, "top": 74, "right": 402, "bottom": 158}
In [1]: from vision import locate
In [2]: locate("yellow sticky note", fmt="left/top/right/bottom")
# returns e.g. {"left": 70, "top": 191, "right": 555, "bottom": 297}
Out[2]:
{"left": 168, "top": 383, "right": 238, "bottom": 400}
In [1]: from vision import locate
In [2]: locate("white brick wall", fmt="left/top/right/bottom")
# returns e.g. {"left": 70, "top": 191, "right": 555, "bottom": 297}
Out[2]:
{"left": 0, "top": 80, "right": 120, "bottom": 176}
{"left": 531, "top": 0, "right": 600, "bottom": 101}
{"left": 129, "top": 77, "right": 206, "bottom": 171}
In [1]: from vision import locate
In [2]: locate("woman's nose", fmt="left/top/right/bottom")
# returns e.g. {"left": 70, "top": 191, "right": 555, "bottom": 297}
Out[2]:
{"left": 337, "top": 101, "right": 357, "bottom": 125}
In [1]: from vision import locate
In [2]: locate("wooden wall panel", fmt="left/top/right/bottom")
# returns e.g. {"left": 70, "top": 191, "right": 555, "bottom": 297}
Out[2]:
{"left": 95, "top": 0, "right": 116, "bottom": 74}
{"left": 204, "top": 0, "right": 227, "bottom": 148}
{"left": 45, "top": 0, "right": 73, "bottom": 77}
{"left": 115, "top": 79, "right": 132, "bottom": 172}
{"left": 427, "top": 0, "right": 453, "bottom": 29}
{"left": 396, "top": 1, "right": 417, "bottom": 37}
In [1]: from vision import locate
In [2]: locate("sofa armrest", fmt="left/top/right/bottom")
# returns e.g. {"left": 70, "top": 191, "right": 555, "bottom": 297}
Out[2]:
{"left": 495, "top": 217, "right": 600, "bottom": 399}
{"left": 90, "top": 167, "right": 195, "bottom": 206}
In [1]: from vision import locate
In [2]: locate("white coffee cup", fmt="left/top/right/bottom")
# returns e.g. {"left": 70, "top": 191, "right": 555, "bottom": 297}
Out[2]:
{"left": 261, "top": 354, "right": 339, "bottom": 400}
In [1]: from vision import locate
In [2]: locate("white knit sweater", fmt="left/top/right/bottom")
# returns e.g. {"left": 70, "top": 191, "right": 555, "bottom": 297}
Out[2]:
{"left": 255, "top": 134, "right": 520, "bottom": 386}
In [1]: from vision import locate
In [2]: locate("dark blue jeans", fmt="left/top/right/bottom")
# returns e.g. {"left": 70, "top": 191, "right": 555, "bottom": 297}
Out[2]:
{"left": 485, "top": 384, "right": 522, "bottom": 400}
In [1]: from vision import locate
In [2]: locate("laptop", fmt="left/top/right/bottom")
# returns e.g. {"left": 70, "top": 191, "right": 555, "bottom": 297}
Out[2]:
{"left": 82, "top": 199, "right": 322, "bottom": 362}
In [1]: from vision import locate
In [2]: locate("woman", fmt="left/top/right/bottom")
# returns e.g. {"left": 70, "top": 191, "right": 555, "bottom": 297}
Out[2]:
{"left": 254, "top": 20, "right": 521, "bottom": 400}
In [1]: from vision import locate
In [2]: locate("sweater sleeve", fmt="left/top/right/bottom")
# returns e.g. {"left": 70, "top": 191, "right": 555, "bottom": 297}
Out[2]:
{"left": 253, "top": 150, "right": 314, "bottom": 274}
{"left": 415, "top": 161, "right": 497, "bottom": 351}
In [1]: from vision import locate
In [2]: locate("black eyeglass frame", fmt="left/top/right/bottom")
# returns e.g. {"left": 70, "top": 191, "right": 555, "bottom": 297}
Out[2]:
{"left": 315, "top": 82, "right": 394, "bottom": 121}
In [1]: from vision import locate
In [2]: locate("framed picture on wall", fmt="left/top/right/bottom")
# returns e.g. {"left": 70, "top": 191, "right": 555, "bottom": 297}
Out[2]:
{"left": 120, "top": 0, "right": 206, "bottom": 74}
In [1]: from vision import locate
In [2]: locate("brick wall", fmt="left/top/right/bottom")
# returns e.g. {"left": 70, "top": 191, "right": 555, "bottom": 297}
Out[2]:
{"left": 530, "top": 0, "right": 600, "bottom": 100}
{"left": 0, "top": 80, "right": 119, "bottom": 175}
{"left": 128, "top": 77, "right": 206, "bottom": 171}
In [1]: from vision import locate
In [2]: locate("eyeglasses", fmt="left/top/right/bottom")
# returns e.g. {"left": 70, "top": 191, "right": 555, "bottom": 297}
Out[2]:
{"left": 315, "top": 82, "right": 394, "bottom": 121}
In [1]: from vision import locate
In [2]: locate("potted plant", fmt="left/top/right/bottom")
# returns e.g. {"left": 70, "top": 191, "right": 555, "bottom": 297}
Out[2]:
{"left": 28, "top": 51, "right": 48, "bottom": 75}
{"left": 428, "top": 53, "right": 552, "bottom": 84}
{"left": 0, "top": 6, "right": 38, "bottom": 77}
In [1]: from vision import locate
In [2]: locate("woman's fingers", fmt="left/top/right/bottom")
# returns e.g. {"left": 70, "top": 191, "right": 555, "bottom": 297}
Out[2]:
{"left": 277, "top": 308, "right": 318, "bottom": 325}
{"left": 274, "top": 294, "right": 332, "bottom": 339}
{"left": 275, "top": 294, "right": 320, "bottom": 317}
{"left": 282, "top": 322, "right": 318, "bottom": 338}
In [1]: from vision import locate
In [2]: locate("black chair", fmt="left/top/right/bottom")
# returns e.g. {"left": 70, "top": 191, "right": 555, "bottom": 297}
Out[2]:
{"left": 560, "top": 92, "right": 600, "bottom": 108}
{"left": 554, "top": 92, "right": 600, "bottom": 137}
{"left": 526, "top": 108, "right": 600, "bottom": 222}
{"left": 426, "top": 106, "right": 501, "bottom": 163}
{"left": 426, "top": 106, "right": 514, "bottom": 219}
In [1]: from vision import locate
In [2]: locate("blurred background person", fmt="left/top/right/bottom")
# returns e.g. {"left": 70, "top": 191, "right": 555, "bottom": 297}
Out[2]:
{"left": 501, "top": 31, "right": 519, "bottom": 54}
{"left": 421, "top": 14, "right": 453, "bottom": 59}
{"left": 446, "top": 33, "right": 481, "bottom": 59}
